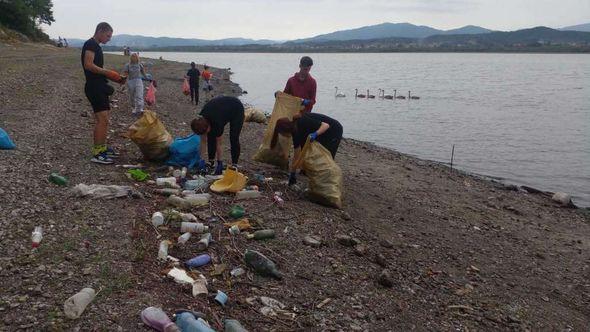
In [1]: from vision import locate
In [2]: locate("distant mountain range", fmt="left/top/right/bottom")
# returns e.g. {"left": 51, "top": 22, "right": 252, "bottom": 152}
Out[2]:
{"left": 561, "top": 23, "right": 590, "bottom": 32}
{"left": 65, "top": 22, "right": 590, "bottom": 51}
{"left": 67, "top": 34, "right": 278, "bottom": 48}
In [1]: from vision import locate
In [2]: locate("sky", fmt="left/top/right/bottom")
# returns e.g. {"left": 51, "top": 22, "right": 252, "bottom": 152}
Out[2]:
{"left": 43, "top": 0, "right": 590, "bottom": 40}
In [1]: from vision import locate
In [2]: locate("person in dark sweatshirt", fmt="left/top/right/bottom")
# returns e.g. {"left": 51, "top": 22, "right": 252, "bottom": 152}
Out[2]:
{"left": 185, "top": 62, "right": 200, "bottom": 105}
{"left": 271, "top": 113, "right": 343, "bottom": 185}
{"left": 190, "top": 96, "right": 245, "bottom": 175}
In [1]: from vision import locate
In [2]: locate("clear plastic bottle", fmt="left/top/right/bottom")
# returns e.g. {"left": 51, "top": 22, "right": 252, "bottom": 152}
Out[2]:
{"left": 178, "top": 232, "right": 191, "bottom": 245}
{"left": 151, "top": 212, "right": 164, "bottom": 227}
{"left": 180, "top": 222, "right": 208, "bottom": 233}
{"left": 63, "top": 288, "right": 96, "bottom": 319}
{"left": 31, "top": 226, "right": 43, "bottom": 248}
{"left": 158, "top": 240, "right": 171, "bottom": 261}
{"left": 236, "top": 190, "right": 261, "bottom": 200}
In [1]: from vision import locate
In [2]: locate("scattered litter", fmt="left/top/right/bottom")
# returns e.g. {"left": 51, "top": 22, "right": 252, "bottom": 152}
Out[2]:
{"left": 211, "top": 263, "right": 227, "bottom": 276}
{"left": 236, "top": 190, "right": 262, "bottom": 200}
{"left": 63, "top": 288, "right": 96, "bottom": 319}
{"left": 196, "top": 233, "right": 212, "bottom": 251}
{"left": 151, "top": 212, "right": 164, "bottom": 227}
{"left": 140, "top": 307, "right": 179, "bottom": 332}
{"left": 185, "top": 254, "right": 211, "bottom": 268}
{"left": 166, "top": 267, "right": 208, "bottom": 297}
{"left": 176, "top": 312, "right": 214, "bottom": 332}
{"left": 246, "top": 229, "right": 275, "bottom": 240}
{"left": 178, "top": 232, "right": 191, "bottom": 244}
{"left": 230, "top": 267, "right": 245, "bottom": 277}
{"left": 71, "top": 184, "right": 132, "bottom": 199}
{"left": 229, "top": 225, "right": 240, "bottom": 235}
{"left": 244, "top": 249, "right": 282, "bottom": 280}
{"left": 215, "top": 290, "right": 228, "bottom": 306}
{"left": 155, "top": 188, "right": 180, "bottom": 197}
{"left": 228, "top": 205, "right": 245, "bottom": 219}
{"left": 116, "top": 164, "right": 145, "bottom": 169}
{"left": 224, "top": 319, "right": 248, "bottom": 332}
{"left": 31, "top": 226, "right": 43, "bottom": 248}
{"left": 224, "top": 219, "right": 252, "bottom": 231}
{"left": 180, "top": 222, "right": 208, "bottom": 233}
{"left": 49, "top": 173, "right": 68, "bottom": 186}
{"left": 552, "top": 192, "right": 574, "bottom": 207}
{"left": 210, "top": 167, "right": 247, "bottom": 193}
{"left": 127, "top": 169, "right": 149, "bottom": 181}
{"left": 158, "top": 240, "right": 172, "bottom": 261}
{"left": 156, "top": 177, "right": 180, "bottom": 188}
{"left": 184, "top": 177, "right": 207, "bottom": 191}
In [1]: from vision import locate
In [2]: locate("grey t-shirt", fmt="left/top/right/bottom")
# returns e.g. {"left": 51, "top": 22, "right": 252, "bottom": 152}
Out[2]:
{"left": 124, "top": 63, "right": 143, "bottom": 80}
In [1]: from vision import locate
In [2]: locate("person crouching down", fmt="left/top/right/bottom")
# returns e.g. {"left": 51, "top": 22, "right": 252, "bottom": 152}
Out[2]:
{"left": 272, "top": 113, "right": 343, "bottom": 185}
{"left": 124, "top": 52, "right": 148, "bottom": 114}
{"left": 191, "top": 96, "right": 245, "bottom": 175}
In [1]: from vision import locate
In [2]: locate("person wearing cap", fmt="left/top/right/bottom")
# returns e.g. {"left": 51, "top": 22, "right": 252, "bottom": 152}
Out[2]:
{"left": 283, "top": 56, "right": 316, "bottom": 114}
{"left": 190, "top": 96, "right": 245, "bottom": 175}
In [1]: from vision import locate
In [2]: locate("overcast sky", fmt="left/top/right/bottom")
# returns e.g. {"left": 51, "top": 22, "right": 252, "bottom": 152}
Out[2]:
{"left": 43, "top": 0, "right": 590, "bottom": 40}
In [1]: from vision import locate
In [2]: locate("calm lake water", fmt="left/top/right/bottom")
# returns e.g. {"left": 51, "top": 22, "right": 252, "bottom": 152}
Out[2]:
{"left": 136, "top": 52, "right": 590, "bottom": 207}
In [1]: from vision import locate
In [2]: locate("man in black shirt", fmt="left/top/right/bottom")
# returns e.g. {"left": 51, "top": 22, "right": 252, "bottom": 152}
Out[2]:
{"left": 81, "top": 22, "right": 125, "bottom": 164}
{"left": 271, "top": 113, "right": 343, "bottom": 185}
{"left": 190, "top": 96, "right": 245, "bottom": 175}
{"left": 185, "top": 62, "right": 200, "bottom": 105}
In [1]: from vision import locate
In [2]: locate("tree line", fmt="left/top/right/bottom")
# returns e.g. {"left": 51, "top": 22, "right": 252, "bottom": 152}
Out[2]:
{"left": 0, "top": 0, "right": 54, "bottom": 41}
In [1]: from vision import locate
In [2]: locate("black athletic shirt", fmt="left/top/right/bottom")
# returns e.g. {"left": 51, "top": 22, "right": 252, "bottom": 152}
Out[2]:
{"left": 81, "top": 38, "right": 105, "bottom": 82}
{"left": 200, "top": 96, "right": 245, "bottom": 137}
{"left": 186, "top": 68, "right": 200, "bottom": 85}
{"left": 293, "top": 113, "right": 342, "bottom": 149}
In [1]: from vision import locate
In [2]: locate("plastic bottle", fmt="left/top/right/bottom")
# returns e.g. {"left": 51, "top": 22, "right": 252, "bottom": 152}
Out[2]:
{"left": 155, "top": 188, "right": 181, "bottom": 197}
{"left": 151, "top": 212, "right": 164, "bottom": 227}
{"left": 157, "top": 177, "right": 180, "bottom": 188}
{"left": 224, "top": 318, "right": 248, "bottom": 332}
{"left": 167, "top": 195, "right": 191, "bottom": 209}
{"left": 236, "top": 190, "right": 261, "bottom": 200}
{"left": 158, "top": 240, "right": 171, "bottom": 261}
{"left": 246, "top": 229, "right": 275, "bottom": 240}
{"left": 244, "top": 249, "right": 282, "bottom": 280}
{"left": 63, "top": 288, "right": 96, "bottom": 319}
{"left": 180, "top": 222, "right": 208, "bottom": 233}
{"left": 196, "top": 233, "right": 212, "bottom": 251}
{"left": 175, "top": 312, "right": 215, "bottom": 332}
{"left": 31, "top": 226, "right": 43, "bottom": 248}
{"left": 184, "top": 193, "right": 210, "bottom": 206}
{"left": 49, "top": 173, "right": 68, "bottom": 186}
{"left": 178, "top": 232, "right": 192, "bottom": 244}
{"left": 273, "top": 192, "right": 284, "bottom": 205}
{"left": 230, "top": 267, "right": 245, "bottom": 277}
{"left": 185, "top": 254, "right": 211, "bottom": 268}
{"left": 228, "top": 225, "right": 240, "bottom": 235}
{"left": 180, "top": 212, "right": 198, "bottom": 222}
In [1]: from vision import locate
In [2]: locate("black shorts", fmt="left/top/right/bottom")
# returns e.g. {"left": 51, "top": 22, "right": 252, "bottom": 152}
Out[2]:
{"left": 85, "top": 80, "right": 114, "bottom": 112}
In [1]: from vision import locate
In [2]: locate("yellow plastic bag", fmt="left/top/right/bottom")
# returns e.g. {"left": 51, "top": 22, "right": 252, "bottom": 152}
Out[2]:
{"left": 210, "top": 167, "right": 248, "bottom": 193}
{"left": 244, "top": 106, "right": 267, "bottom": 124}
{"left": 128, "top": 110, "right": 173, "bottom": 161}
{"left": 252, "top": 92, "right": 303, "bottom": 169}
{"left": 293, "top": 138, "right": 343, "bottom": 208}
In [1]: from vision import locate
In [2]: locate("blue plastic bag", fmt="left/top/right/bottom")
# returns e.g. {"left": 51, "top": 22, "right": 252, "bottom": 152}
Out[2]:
{"left": 166, "top": 134, "right": 203, "bottom": 169}
{"left": 0, "top": 128, "right": 15, "bottom": 150}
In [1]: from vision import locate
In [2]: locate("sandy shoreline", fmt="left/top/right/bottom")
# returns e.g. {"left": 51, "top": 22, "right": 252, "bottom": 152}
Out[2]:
{"left": 1, "top": 43, "right": 590, "bottom": 330}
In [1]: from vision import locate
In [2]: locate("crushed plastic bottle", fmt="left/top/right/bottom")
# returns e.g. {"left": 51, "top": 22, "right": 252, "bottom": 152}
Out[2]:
{"left": 158, "top": 240, "right": 172, "bottom": 261}
{"left": 196, "top": 233, "right": 212, "bottom": 251}
{"left": 49, "top": 173, "right": 68, "bottom": 186}
{"left": 31, "top": 226, "right": 43, "bottom": 248}
{"left": 175, "top": 312, "right": 215, "bottom": 332}
{"left": 63, "top": 287, "right": 96, "bottom": 319}
{"left": 244, "top": 249, "right": 282, "bottom": 280}
{"left": 178, "top": 232, "right": 192, "bottom": 245}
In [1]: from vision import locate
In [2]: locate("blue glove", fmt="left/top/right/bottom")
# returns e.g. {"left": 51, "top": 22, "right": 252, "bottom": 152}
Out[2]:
{"left": 301, "top": 99, "right": 311, "bottom": 106}
{"left": 288, "top": 172, "right": 297, "bottom": 186}
{"left": 309, "top": 132, "right": 318, "bottom": 142}
{"left": 214, "top": 160, "right": 223, "bottom": 175}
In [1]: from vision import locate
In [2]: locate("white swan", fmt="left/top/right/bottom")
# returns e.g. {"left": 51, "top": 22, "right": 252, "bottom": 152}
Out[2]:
{"left": 335, "top": 87, "right": 346, "bottom": 98}
{"left": 381, "top": 89, "right": 393, "bottom": 99}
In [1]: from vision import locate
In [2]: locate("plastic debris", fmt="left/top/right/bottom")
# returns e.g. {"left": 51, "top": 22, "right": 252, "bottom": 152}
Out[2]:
{"left": 224, "top": 219, "right": 252, "bottom": 231}
{"left": 185, "top": 254, "right": 211, "bottom": 268}
{"left": 244, "top": 249, "right": 282, "bottom": 280}
{"left": 166, "top": 267, "right": 208, "bottom": 297}
{"left": 151, "top": 212, "right": 164, "bottom": 227}
{"left": 127, "top": 169, "right": 149, "bottom": 181}
{"left": 31, "top": 226, "right": 43, "bottom": 248}
{"left": 224, "top": 318, "right": 249, "bottom": 332}
{"left": 49, "top": 173, "right": 68, "bottom": 186}
{"left": 229, "top": 205, "right": 245, "bottom": 218}
{"left": 63, "top": 288, "right": 96, "bottom": 319}
{"left": 180, "top": 222, "right": 208, "bottom": 233}
{"left": 215, "top": 290, "right": 228, "bottom": 306}
{"left": 230, "top": 267, "right": 245, "bottom": 277}
{"left": 158, "top": 240, "right": 172, "bottom": 261}
{"left": 236, "top": 190, "right": 261, "bottom": 200}
{"left": 71, "top": 184, "right": 132, "bottom": 199}
{"left": 246, "top": 229, "right": 275, "bottom": 240}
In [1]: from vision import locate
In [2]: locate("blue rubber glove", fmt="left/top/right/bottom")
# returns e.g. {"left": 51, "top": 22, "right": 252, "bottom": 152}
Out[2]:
{"left": 288, "top": 172, "right": 297, "bottom": 186}
{"left": 309, "top": 132, "right": 318, "bottom": 142}
{"left": 301, "top": 99, "right": 311, "bottom": 106}
{"left": 214, "top": 160, "right": 223, "bottom": 175}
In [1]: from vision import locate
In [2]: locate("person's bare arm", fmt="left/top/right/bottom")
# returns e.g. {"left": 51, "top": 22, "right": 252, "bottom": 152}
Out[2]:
{"left": 315, "top": 122, "right": 330, "bottom": 136}
{"left": 83, "top": 50, "right": 108, "bottom": 76}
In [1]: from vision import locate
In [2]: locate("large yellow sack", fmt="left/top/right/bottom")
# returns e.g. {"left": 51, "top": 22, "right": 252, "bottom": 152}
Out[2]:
{"left": 293, "top": 138, "right": 343, "bottom": 208}
{"left": 128, "top": 110, "right": 173, "bottom": 161}
{"left": 252, "top": 92, "right": 302, "bottom": 169}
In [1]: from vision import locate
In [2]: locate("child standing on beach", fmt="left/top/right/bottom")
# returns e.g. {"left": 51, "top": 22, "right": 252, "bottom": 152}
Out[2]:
{"left": 124, "top": 53, "right": 148, "bottom": 114}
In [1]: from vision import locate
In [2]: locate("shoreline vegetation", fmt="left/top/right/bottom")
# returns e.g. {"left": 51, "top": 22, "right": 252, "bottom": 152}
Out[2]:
{"left": 1, "top": 43, "right": 590, "bottom": 330}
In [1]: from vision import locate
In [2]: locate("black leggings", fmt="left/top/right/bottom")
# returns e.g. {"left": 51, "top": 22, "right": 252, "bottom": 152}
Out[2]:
{"left": 207, "top": 111, "right": 244, "bottom": 164}
{"left": 189, "top": 84, "right": 199, "bottom": 104}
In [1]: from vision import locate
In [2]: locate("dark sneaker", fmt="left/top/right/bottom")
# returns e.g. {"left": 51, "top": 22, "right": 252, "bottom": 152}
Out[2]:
{"left": 104, "top": 147, "right": 120, "bottom": 158}
{"left": 91, "top": 152, "right": 114, "bottom": 164}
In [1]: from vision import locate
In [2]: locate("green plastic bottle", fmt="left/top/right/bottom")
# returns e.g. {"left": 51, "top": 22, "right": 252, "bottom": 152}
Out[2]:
{"left": 244, "top": 249, "right": 282, "bottom": 280}
{"left": 48, "top": 173, "right": 68, "bottom": 186}
{"left": 246, "top": 229, "right": 275, "bottom": 240}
